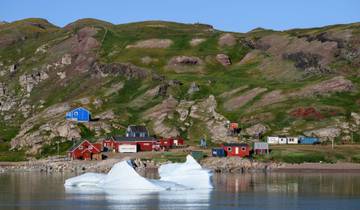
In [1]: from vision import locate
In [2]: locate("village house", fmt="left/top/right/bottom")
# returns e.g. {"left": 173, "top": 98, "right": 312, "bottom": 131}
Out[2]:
{"left": 287, "top": 137, "right": 299, "bottom": 144}
{"left": 254, "top": 142, "right": 269, "bottom": 155}
{"left": 126, "top": 125, "right": 149, "bottom": 138}
{"left": 66, "top": 107, "right": 91, "bottom": 122}
{"left": 222, "top": 143, "right": 250, "bottom": 157}
{"left": 68, "top": 140, "right": 102, "bottom": 160}
{"left": 267, "top": 136, "right": 279, "bottom": 144}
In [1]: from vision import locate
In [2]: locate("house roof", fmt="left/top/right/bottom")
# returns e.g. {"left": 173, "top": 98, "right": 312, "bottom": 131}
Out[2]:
{"left": 223, "top": 143, "right": 249, "bottom": 147}
{"left": 127, "top": 125, "right": 148, "bottom": 133}
{"left": 68, "top": 107, "right": 91, "bottom": 114}
{"left": 68, "top": 140, "right": 100, "bottom": 153}
{"left": 112, "top": 136, "right": 156, "bottom": 142}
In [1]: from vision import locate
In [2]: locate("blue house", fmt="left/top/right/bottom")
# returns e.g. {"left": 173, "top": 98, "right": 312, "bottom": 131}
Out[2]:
{"left": 66, "top": 107, "right": 91, "bottom": 122}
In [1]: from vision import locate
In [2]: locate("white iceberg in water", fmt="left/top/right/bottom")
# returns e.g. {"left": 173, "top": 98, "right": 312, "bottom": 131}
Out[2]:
{"left": 64, "top": 155, "right": 213, "bottom": 191}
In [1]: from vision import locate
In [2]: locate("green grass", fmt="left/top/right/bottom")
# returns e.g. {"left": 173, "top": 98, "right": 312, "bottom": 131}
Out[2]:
{"left": 0, "top": 143, "right": 26, "bottom": 162}
{"left": 37, "top": 138, "right": 73, "bottom": 158}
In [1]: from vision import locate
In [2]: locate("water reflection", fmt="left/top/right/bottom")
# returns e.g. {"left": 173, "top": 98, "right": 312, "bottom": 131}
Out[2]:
{"left": 65, "top": 186, "right": 211, "bottom": 210}
{"left": 1, "top": 172, "right": 360, "bottom": 210}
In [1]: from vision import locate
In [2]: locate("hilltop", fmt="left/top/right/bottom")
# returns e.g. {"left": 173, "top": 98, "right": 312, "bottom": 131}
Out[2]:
{"left": 0, "top": 18, "right": 360, "bottom": 160}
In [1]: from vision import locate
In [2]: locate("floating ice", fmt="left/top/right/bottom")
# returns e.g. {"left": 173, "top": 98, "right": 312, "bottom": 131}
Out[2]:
{"left": 64, "top": 155, "right": 213, "bottom": 191}
{"left": 159, "top": 155, "right": 213, "bottom": 189}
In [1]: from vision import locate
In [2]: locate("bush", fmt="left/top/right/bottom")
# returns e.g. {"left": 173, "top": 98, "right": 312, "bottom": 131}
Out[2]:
{"left": 351, "top": 154, "right": 360, "bottom": 163}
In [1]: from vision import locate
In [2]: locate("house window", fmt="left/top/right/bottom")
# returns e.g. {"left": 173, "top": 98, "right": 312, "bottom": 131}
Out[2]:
{"left": 73, "top": 111, "right": 78, "bottom": 116}
{"left": 241, "top": 147, "right": 246, "bottom": 151}
{"left": 227, "top": 147, "right": 232, "bottom": 152}
{"left": 79, "top": 146, "right": 83, "bottom": 150}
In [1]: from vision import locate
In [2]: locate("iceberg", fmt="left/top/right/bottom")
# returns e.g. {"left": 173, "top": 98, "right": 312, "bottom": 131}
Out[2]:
{"left": 159, "top": 155, "right": 213, "bottom": 189}
{"left": 64, "top": 155, "right": 213, "bottom": 191}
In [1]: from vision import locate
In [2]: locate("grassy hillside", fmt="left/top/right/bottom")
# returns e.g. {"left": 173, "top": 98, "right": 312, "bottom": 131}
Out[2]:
{"left": 0, "top": 18, "right": 359, "bottom": 159}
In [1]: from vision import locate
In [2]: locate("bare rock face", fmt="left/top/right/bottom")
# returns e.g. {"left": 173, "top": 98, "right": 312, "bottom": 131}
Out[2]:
{"left": 224, "top": 87, "right": 267, "bottom": 111}
{"left": 143, "top": 97, "right": 180, "bottom": 138}
{"left": 167, "top": 56, "right": 204, "bottom": 73}
{"left": 126, "top": 39, "right": 173, "bottom": 49}
{"left": 61, "top": 54, "right": 72, "bottom": 65}
{"left": 291, "top": 76, "right": 354, "bottom": 97}
{"left": 19, "top": 71, "right": 49, "bottom": 93}
{"left": 216, "top": 54, "right": 231, "bottom": 66}
{"left": 169, "top": 56, "right": 203, "bottom": 66}
{"left": 218, "top": 33, "right": 237, "bottom": 47}
{"left": 91, "top": 63, "right": 151, "bottom": 79}
{"left": 245, "top": 123, "right": 268, "bottom": 137}
{"left": 11, "top": 103, "right": 72, "bottom": 152}
{"left": 189, "top": 95, "right": 237, "bottom": 143}
{"left": 176, "top": 100, "right": 195, "bottom": 122}
{"left": 304, "top": 127, "right": 341, "bottom": 140}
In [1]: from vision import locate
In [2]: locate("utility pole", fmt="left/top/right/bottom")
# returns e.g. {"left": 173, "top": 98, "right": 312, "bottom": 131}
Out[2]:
{"left": 57, "top": 141, "right": 60, "bottom": 156}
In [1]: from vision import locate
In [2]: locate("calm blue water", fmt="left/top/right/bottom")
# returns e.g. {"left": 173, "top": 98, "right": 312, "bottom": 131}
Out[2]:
{"left": 0, "top": 172, "right": 360, "bottom": 210}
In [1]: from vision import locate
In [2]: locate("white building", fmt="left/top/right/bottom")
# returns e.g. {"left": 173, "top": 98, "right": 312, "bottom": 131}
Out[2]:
{"left": 287, "top": 137, "right": 299, "bottom": 144}
{"left": 267, "top": 136, "right": 279, "bottom": 144}
{"left": 278, "top": 136, "right": 287, "bottom": 144}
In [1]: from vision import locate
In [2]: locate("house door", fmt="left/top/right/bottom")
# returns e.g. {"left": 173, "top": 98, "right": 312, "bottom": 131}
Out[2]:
{"left": 235, "top": 147, "right": 239, "bottom": 154}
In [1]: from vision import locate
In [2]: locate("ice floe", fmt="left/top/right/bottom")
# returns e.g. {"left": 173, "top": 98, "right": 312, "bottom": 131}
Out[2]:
{"left": 64, "top": 155, "right": 213, "bottom": 191}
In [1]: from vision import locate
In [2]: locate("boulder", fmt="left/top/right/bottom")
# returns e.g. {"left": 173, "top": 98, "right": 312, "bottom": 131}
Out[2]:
{"left": 245, "top": 123, "right": 268, "bottom": 137}
{"left": 216, "top": 54, "right": 231, "bottom": 66}
{"left": 169, "top": 56, "right": 202, "bottom": 66}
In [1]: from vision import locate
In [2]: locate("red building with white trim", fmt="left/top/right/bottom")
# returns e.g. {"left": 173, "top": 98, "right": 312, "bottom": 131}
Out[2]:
{"left": 222, "top": 143, "right": 250, "bottom": 157}
{"left": 68, "top": 140, "right": 102, "bottom": 160}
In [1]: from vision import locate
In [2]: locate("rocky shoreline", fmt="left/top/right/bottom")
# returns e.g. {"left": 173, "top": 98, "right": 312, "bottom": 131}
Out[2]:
{"left": 1, "top": 156, "right": 360, "bottom": 174}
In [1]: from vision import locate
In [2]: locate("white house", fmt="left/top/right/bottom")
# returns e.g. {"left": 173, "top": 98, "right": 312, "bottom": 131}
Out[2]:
{"left": 287, "top": 137, "right": 299, "bottom": 144}
{"left": 267, "top": 136, "right": 279, "bottom": 144}
{"left": 278, "top": 136, "right": 287, "bottom": 144}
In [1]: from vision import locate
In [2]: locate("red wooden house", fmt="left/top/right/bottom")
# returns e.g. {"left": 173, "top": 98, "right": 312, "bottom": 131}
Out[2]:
{"left": 113, "top": 136, "right": 157, "bottom": 151}
{"left": 68, "top": 140, "right": 102, "bottom": 160}
{"left": 222, "top": 143, "right": 250, "bottom": 157}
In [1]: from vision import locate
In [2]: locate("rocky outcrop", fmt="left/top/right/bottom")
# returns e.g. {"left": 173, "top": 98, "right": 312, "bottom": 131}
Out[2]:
{"left": 218, "top": 33, "right": 237, "bottom": 47}
{"left": 91, "top": 62, "right": 151, "bottom": 79}
{"left": 19, "top": 71, "right": 49, "bottom": 94}
{"left": 126, "top": 39, "right": 173, "bottom": 49}
{"left": 304, "top": 127, "right": 341, "bottom": 141}
{"left": 167, "top": 56, "right": 204, "bottom": 73}
{"left": 216, "top": 54, "right": 231, "bottom": 66}
{"left": 143, "top": 97, "right": 179, "bottom": 138}
{"left": 189, "top": 95, "right": 237, "bottom": 143}
{"left": 224, "top": 87, "right": 267, "bottom": 111}
{"left": 245, "top": 123, "right": 268, "bottom": 137}
{"left": 254, "top": 76, "right": 354, "bottom": 108}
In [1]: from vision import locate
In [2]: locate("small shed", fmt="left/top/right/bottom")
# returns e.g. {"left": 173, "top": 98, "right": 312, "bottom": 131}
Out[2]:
{"left": 222, "top": 143, "right": 250, "bottom": 157}
{"left": 66, "top": 107, "right": 91, "bottom": 122}
{"left": 212, "top": 148, "right": 226, "bottom": 157}
{"left": 299, "top": 136, "right": 320, "bottom": 145}
{"left": 254, "top": 142, "right": 269, "bottom": 155}
{"left": 267, "top": 136, "right": 279, "bottom": 144}
{"left": 68, "top": 140, "right": 101, "bottom": 160}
